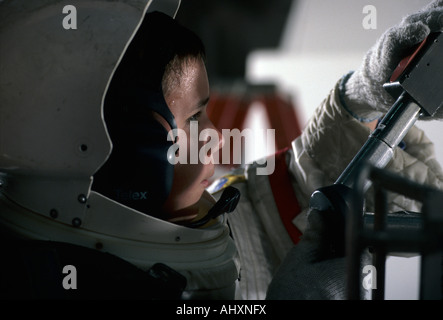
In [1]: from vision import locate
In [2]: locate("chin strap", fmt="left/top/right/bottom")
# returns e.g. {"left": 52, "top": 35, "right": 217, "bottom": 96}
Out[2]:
{"left": 186, "top": 186, "right": 240, "bottom": 228}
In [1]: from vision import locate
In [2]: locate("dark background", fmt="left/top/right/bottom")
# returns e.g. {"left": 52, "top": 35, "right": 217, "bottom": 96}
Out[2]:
{"left": 176, "top": 0, "right": 294, "bottom": 85}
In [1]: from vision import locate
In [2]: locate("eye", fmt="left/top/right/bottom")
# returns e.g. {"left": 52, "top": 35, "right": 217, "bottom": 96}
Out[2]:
{"left": 188, "top": 111, "right": 202, "bottom": 123}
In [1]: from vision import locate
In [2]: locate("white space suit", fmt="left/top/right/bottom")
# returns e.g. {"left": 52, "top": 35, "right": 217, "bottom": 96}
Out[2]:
{"left": 0, "top": 0, "right": 238, "bottom": 299}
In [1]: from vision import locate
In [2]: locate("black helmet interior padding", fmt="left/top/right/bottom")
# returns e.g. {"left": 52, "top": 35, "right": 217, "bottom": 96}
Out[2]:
{"left": 92, "top": 11, "right": 205, "bottom": 217}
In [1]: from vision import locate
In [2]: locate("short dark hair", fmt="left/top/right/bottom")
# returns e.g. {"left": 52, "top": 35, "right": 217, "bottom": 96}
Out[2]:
{"left": 111, "top": 11, "right": 206, "bottom": 96}
{"left": 103, "top": 11, "right": 206, "bottom": 128}
{"left": 161, "top": 17, "right": 206, "bottom": 97}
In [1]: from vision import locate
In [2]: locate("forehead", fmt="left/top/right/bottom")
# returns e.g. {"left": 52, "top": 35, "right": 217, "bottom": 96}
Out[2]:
{"left": 163, "top": 55, "right": 205, "bottom": 93}
{"left": 164, "top": 58, "right": 209, "bottom": 119}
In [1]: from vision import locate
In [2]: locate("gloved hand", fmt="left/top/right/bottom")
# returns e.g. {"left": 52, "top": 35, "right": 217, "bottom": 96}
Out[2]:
{"left": 266, "top": 207, "right": 371, "bottom": 300}
{"left": 342, "top": 0, "right": 443, "bottom": 122}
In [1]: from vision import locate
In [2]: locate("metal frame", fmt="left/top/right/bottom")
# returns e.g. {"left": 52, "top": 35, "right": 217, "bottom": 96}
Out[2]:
{"left": 346, "top": 164, "right": 443, "bottom": 300}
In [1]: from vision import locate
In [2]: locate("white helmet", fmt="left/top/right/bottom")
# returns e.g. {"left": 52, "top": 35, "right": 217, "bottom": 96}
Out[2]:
{"left": 0, "top": 0, "right": 238, "bottom": 299}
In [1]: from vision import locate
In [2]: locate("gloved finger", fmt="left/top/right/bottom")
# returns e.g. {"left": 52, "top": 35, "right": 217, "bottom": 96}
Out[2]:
{"left": 384, "top": 3, "right": 443, "bottom": 70}
{"left": 402, "top": 0, "right": 443, "bottom": 21}
{"left": 402, "top": 7, "right": 443, "bottom": 31}
{"left": 393, "top": 21, "right": 431, "bottom": 46}
{"left": 424, "top": 0, "right": 443, "bottom": 9}
{"left": 425, "top": 10, "right": 443, "bottom": 31}
{"left": 370, "top": 21, "right": 437, "bottom": 88}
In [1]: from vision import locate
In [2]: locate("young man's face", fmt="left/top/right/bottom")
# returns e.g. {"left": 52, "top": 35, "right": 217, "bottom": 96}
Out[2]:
{"left": 161, "top": 58, "right": 223, "bottom": 222}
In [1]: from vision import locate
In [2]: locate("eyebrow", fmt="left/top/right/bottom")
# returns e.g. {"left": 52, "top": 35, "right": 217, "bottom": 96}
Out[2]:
{"left": 188, "top": 96, "right": 210, "bottom": 116}
{"left": 196, "top": 96, "right": 210, "bottom": 110}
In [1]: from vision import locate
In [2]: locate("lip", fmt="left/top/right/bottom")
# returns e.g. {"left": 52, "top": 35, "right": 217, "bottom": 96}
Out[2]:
{"left": 201, "top": 179, "right": 210, "bottom": 188}
{"left": 201, "top": 164, "right": 215, "bottom": 188}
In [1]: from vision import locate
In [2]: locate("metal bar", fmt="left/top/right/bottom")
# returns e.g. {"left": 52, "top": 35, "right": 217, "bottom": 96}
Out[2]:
{"left": 336, "top": 93, "right": 421, "bottom": 190}
{"left": 372, "top": 184, "right": 387, "bottom": 300}
{"left": 348, "top": 164, "right": 443, "bottom": 300}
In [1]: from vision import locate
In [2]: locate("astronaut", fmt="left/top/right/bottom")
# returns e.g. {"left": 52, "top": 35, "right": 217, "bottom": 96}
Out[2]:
{"left": 0, "top": 0, "right": 442, "bottom": 300}
{"left": 0, "top": 0, "right": 238, "bottom": 299}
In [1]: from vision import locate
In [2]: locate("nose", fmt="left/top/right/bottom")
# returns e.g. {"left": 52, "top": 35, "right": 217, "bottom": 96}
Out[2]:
{"left": 214, "top": 124, "right": 224, "bottom": 153}
{"left": 199, "top": 119, "right": 224, "bottom": 161}
{"left": 208, "top": 120, "right": 224, "bottom": 154}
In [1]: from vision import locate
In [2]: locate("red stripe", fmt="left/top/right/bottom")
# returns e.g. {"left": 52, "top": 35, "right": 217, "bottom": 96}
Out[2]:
{"left": 267, "top": 147, "right": 303, "bottom": 244}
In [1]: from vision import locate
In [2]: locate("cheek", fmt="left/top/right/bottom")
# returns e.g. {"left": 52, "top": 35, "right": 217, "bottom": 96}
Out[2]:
{"left": 176, "top": 124, "right": 211, "bottom": 163}
{"left": 163, "top": 122, "right": 215, "bottom": 213}
{"left": 167, "top": 162, "right": 205, "bottom": 209}
{"left": 174, "top": 162, "right": 203, "bottom": 187}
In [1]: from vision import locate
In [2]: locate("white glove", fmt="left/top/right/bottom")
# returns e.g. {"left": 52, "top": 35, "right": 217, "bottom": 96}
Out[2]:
{"left": 342, "top": 0, "right": 443, "bottom": 122}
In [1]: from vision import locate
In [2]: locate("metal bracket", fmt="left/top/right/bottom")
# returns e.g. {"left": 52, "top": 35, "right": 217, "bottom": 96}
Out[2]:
{"left": 347, "top": 164, "right": 443, "bottom": 300}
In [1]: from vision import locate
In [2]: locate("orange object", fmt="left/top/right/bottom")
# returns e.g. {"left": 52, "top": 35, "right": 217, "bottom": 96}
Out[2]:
{"left": 207, "top": 86, "right": 303, "bottom": 168}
